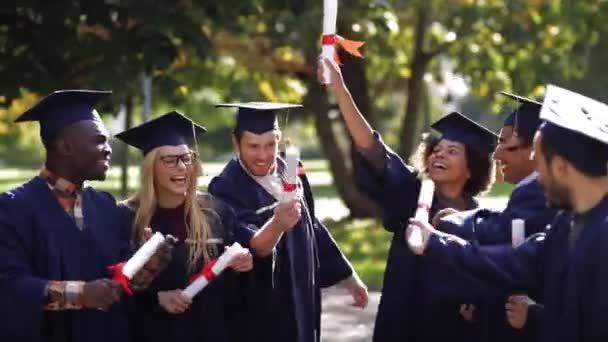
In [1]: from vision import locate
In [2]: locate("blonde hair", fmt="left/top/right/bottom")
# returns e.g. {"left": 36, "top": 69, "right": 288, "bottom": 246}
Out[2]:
{"left": 125, "top": 147, "right": 215, "bottom": 273}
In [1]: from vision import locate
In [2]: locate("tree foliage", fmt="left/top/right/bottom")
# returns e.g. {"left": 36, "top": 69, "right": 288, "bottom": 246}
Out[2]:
{"left": 2, "top": 0, "right": 608, "bottom": 215}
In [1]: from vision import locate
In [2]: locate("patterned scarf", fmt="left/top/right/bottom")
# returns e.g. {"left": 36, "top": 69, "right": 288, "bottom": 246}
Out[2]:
{"left": 40, "top": 167, "right": 85, "bottom": 230}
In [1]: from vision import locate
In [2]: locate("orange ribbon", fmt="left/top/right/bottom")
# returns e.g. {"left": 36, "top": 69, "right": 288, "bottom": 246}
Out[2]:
{"left": 321, "top": 34, "right": 365, "bottom": 65}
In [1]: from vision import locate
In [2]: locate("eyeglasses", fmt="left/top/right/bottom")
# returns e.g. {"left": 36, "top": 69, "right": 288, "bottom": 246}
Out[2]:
{"left": 159, "top": 152, "right": 196, "bottom": 168}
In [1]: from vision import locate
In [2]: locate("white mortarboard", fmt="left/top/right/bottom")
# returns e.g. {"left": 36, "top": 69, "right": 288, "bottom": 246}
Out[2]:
{"left": 539, "top": 85, "right": 608, "bottom": 175}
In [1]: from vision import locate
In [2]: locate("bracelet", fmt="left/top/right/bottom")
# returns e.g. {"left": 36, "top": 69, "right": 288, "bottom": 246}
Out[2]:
{"left": 43, "top": 281, "right": 84, "bottom": 311}
{"left": 64, "top": 281, "right": 84, "bottom": 309}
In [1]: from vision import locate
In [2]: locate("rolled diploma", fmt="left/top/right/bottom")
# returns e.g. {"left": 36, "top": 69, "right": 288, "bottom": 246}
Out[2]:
{"left": 281, "top": 145, "right": 300, "bottom": 203}
{"left": 321, "top": 0, "right": 338, "bottom": 84}
{"left": 182, "top": 243, "right": 247, "bottom": 299}
{"left": 511, "top": 219, "right": 525, "bottom": 248}
{"left": 122, "top": 232, "right": 165, "bottom": 279}
{"left": 407, "top": 180, "right": 435, "bottom": 248}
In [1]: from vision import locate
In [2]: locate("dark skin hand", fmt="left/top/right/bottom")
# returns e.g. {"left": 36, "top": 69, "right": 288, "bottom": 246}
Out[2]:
{"left": 82, "top": 279, "right": 123, "bottom": 310}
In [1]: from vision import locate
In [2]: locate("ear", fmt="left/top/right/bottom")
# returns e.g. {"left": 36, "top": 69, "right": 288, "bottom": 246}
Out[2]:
{"left": 55, "top": 137, "right": 74, "bottom": 157}
{"left": 551, "top": 155, "right": 570, "bottom": 178}
{"left": 274, "top": 129, "right": 282, "bottom": 143}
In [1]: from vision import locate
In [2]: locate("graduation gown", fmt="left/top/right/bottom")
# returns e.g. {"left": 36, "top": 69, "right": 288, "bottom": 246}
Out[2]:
{"left": 353, "top": 135, "right": 484, "bottom": 342}
{"left": 439, "top": 176, "right": 555, "bottom": 243}
{"left": 438, "top": 176, "right": 557, "bottom": 342}
{"left": 0, "top": 176, "right": 132, "bottom": 342}
{"left": 208, "top": 157, "right": 353, "bottom": 342}
{"left": 127, "top": 193, "right": 247, "bottom": 342}
{"left": 425, "top": 195, "right": 608, "bottom": 342}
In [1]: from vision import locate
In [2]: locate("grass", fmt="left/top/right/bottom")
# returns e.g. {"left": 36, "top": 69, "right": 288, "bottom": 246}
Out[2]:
{"left": 326, "top": 218, "right": 390, "bottom": 291}
{"left": 486, "top": 181, "right": 513, "bottom": 198}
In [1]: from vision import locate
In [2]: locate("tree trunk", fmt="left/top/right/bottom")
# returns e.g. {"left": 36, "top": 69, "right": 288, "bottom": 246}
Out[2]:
{"left": 141, "top": 72, "right": 152, "bottom": 122}
{"left": 303, "top": 52, "right": 381, "bottom": 218}
{"left": 120, "top": 94, "right": 133, "bottom": 198}
{"left": 398, "top": 3, "right": 433, "bottom": 159}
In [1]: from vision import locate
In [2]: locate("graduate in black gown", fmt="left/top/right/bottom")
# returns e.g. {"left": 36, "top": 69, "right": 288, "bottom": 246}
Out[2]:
{"left": 319, "top": 58, "right": 497, "bottom": 342}
{"left": 208, "top": 102, "right": 368, "bottom": 342}
{"left": 115, "top": 111, "right": 254, "bottom": 342}
{"left": 437, "top": 91, "right": 558, "bottom": 341}
{"left": 408, "top": 85, "right": 608, "bottom": 342}
{"left": 0, "top": 90, "right": 170, "bottom": 342}
{"left": 439, "top": 92, "right": 553, "bottom": 241}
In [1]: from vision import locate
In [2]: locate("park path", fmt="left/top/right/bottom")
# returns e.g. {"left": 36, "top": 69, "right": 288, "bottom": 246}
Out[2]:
{"left": 321, "top": 287, "right": 380, "bottom": 341}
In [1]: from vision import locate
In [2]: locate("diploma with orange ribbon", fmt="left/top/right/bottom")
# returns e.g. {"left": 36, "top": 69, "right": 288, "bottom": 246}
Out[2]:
{"left": 320, "top": 0, "right": 365, "bottom": 84}
{"left": 182, "top": 242, "right": 250, "bottom": 299}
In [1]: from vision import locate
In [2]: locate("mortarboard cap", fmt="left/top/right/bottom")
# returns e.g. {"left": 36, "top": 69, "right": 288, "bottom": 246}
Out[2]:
{"left": 15, "top": 89, "right": 111, "bottom": 143}
{"left": 115, "top": 111, "right": 207, "bottom": 155}
{"left": 500, "top": 91, "right": 542, "bottom": 144}
{"left": 431, "top": 111, "right": 498, "bottom": 155}
{"left": 215, "top": 102, "right": 302, "bottom": 134}
{"left": 539, "top": 85, "right": 608, "bottom": 176}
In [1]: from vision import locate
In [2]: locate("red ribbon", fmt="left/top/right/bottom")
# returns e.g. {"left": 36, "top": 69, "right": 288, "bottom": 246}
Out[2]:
{"left": 107, "top": 263, "right": 133, "bottom": 296}
{"left": 282, "top": 179, "right": 297, "bottom": 192}
{"left": 189, "top": 259, "right": 218, "bottom": 285}
{"left": 322, "top": 34, "right": 337, "bottom": 45}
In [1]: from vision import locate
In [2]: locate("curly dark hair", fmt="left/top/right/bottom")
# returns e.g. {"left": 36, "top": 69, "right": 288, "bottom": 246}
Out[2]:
{"left": 411, "top": 133, "right": 495, "bottom": 197}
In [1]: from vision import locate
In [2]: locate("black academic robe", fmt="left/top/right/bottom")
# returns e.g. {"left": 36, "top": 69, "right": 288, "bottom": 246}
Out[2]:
{"left": 208, "top": 157, "right": 353, "bottom": 342}
{"left": 439, "top": 177, "right": 555, "bottom": 243}
{"left": 127, "top": 193, "right": 248, "bottom": 342}
{"left": 425, "top": 195, "right": 608, "bottom": 342}
{"left": 438, "top": 177, "right": 557, "bottom": 342}
{"left": 353, "top": 141, "right": 486, "bottom": 342}
{"left": 0, "top": 176, "right": 132, "bottom": 342}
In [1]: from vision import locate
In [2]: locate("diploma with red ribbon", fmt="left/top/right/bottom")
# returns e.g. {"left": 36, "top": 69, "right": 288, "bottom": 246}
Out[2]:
{"left": 320, "top": 0, "right": 365, "bottom": 84}
{"left": 182, "top": 242, "right": 249, "bottom": 299}
{"left": 108, "top": 232, "right": 166, "bottom": 296}
{"left": 407, "top": 180, "right": 435, "bottom": 248}
{"left": 281, "top": 145, "right": 300, "bottom": 202}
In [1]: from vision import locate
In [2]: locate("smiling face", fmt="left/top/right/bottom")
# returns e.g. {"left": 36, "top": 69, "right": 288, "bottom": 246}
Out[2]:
{"left": 493, "top": 126, "right": 535, "bottom": 184}
{"left": 427, "top": 138, "right": 471, "bottom": 185}
{"left": 153, "top": 144, "right": 195, "bottom": 198}
{"left": 62, "top": 119, "right": 112, "bottom": 181}
{"left": 235, "top": 130, "right": 281, "bottom": 177}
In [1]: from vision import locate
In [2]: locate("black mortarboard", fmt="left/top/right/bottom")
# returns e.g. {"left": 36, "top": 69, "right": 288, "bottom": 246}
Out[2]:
{"left": 539, "top": 85, "right": 608, "bottom": 176}
{"left": 431, "top": 111, "right": 498, "bottom": 155}
{"left": 114, "top": 111, "right": 207, "bottom": 155}
{"left": 14, "top": 89, "right": 111, "bottom": 143}
{"left": 501, "top": 91, "right": 542, "bottom": 143}
{"left": 215, "top": 102, "right": 303, "bottom": 134}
